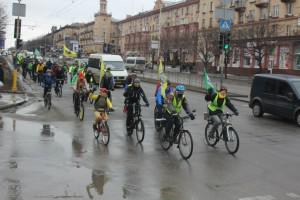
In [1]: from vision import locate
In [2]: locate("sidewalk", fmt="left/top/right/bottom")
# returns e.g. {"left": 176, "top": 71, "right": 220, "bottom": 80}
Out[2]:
{"left": 0, "top": 93, "right": 28, "bottom": 110}
{"left": 138, "top": 70, "right": 251, "bottom": 102}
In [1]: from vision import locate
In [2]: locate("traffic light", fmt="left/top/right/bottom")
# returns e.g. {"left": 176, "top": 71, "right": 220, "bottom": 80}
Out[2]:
{"left": 219, "top": 33, "right": 224, "bottom": 51}
{"left": 16, "top": 39, "right": 23, "bottom": 49}
{"left": 224, "top": 33, "right": 231, "bottom": 50}
{"left": 14, "top": 19, "right": 21, "bottom": 39}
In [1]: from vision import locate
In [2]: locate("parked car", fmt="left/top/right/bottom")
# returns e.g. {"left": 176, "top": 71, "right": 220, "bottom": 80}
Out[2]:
{"left": 125, "top": 57, "right": 146, "bottom": 73}
{"left": 88, "top": 54, "right": 128, "bottom": 87}
{"left": 249, "top": 74, "right": 300, "bottom": 126}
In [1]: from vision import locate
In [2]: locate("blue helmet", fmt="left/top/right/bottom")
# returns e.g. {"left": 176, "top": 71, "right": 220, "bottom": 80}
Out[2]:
{"left": 176, "top": 85, "right": 185, "bottom": 94}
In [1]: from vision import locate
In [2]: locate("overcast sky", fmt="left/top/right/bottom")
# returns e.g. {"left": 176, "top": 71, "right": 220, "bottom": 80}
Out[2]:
{"left": 1, "top": 0, "right": 160, "bottom": 48}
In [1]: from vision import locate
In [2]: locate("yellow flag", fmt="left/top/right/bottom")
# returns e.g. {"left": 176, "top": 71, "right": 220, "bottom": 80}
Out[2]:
{"left": 100, "top": 60, "right": 105, "bottom": 84}
{"left": 158, "top": 59, "right": 163, "bottom": 79}
{"left": 161, "top": 75, "right": 168, "bottom": 98}
{"left": 63, "top": 45, "right": 77, "bottom": 58}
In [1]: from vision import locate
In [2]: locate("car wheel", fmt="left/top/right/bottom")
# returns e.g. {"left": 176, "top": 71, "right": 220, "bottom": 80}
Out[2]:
{"left": 296, "top": 112, "right": 300, "bottom": 127}
{"left": 252, "top": 102, "right": 263, "bottom": 117}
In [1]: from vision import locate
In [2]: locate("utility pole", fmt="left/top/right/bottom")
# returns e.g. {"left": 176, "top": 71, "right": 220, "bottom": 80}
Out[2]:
{"left": 158, "top": 5, "right": 162, "bottom": 69}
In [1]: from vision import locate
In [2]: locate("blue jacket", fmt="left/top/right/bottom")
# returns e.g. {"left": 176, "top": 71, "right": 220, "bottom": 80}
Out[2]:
{"left": 155, "top": 86, "right": 173, "bottom": 105}
{"left": 43, "top": 73, "right": 55, "bottom": 88}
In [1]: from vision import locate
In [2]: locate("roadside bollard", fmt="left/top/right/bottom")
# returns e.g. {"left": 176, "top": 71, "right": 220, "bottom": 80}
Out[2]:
{"left": 12, "top": 69, "right": 18, "bottom": 93}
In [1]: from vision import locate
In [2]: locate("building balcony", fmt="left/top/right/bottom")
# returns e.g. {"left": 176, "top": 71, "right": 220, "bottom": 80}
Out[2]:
{"left": 281, "top": 0, "right": 296, "bottom": 3}
{"left": 255, "top": 0, "right": 269, "bottom": 8}
{"left": 234, "top": 1, "right": 246, "bottom": 12}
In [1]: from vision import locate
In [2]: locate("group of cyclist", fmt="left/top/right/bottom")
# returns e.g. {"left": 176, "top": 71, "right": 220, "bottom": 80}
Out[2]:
{"left": 38, "top": 57, "right": 239, "bottom": 147}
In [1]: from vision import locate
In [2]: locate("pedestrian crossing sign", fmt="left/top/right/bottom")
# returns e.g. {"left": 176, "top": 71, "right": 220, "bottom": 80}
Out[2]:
{"left": 220, "top": 19, "right": 232, "bottom": 32}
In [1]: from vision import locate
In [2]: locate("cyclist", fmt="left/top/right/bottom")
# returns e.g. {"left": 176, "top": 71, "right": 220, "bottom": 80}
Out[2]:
{"left": 155, "top": 80, "right": 173, "bottom": 119}
{"left": 124, "top": 78, "right": 149, "bottom": 132}
{"left": 89, "top": 88, "right": 113, "bottom": 131}
{"left": 100, "top": 67, "right": 114, "bottom": 101}
{"left": 124, "top": 73, "right": 137, "bottom": 91}
{"left": 85, "top": 70, "right": 96, "bottom": 86}
{"left": 36, "top": 60, "right": 45, "bottom": 85}
{"left": 54, "top": 65, "right": 65, "bottom": 93}
{"left": 165, "top": 85, "right": 195, "bottom": 139}
{"left": 42, "top": 69, "right": 55, "bottom": 98}
{"left": 73, "top": 72, "right": 88, "bottom": 112}
{"left": 205, "top": 86, "right": 239, "bottom": 138}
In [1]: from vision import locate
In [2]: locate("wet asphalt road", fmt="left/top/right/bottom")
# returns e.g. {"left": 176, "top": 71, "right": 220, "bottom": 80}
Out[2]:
{"left": 0, "top": 81, "right": 300, "bottom": 200}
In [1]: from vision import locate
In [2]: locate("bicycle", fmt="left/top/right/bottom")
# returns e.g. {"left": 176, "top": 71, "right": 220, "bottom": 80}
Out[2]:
{"left": 55, "top": 79, "right": 64, "bottom": 97}
{"left": 204, "top": 112, "right": 239, "bottom": 155}
{"left": 126, "top": 103, "right": 147, "bottom": 143}
{"left": 74, "top": 89, "right": 85, "bottom": 121}
{"left": 44, "top": 88, "right": 52, "bottom": 110}
{"left": 154, "top": 105, "right": 164, "bottom": 132}
{"left": 93, "top": 110, "right": 110, "bottom": 145}
{"left": 157, "top": 110, "right": 196, "bottom": 160}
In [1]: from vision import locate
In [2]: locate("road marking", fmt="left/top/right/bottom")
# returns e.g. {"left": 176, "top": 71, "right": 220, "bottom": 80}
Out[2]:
{"left": 239, "top": 195, "right": 275, "bottom": 200}
{"left": 286, "top": 193, "right": 300, "bottom": 198}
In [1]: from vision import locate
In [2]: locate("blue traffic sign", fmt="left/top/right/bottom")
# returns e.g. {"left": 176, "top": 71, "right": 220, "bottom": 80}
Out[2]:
{"left": 219, "top": 19, "right": 232, "bottom": 32}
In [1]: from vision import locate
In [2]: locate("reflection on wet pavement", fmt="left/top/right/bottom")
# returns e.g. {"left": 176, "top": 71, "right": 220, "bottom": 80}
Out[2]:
{"left": 86, "top": 170, "right": 109, "bottom": 199}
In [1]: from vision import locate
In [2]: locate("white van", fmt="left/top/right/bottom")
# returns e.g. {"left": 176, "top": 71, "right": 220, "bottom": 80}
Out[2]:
{"left": 125, "top": 57, "right": 146, "bottom": 73}
{"left": 88, "top": 54, "right": 128, "bottom": 86}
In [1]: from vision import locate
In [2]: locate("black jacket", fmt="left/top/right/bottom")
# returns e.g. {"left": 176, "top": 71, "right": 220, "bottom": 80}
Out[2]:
{"left": 124, "top": 86, "right": 149, "bottom": 105}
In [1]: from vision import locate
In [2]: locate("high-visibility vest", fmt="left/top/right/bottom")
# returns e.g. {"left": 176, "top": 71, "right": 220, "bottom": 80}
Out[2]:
{"left": 208, "top": 93, "right": 226, "bottom": 112}
{"left": 167, "top": 94, "right": 184, "bottom": 114}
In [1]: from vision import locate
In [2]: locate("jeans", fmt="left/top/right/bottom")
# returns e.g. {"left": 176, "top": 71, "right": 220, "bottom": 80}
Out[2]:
{"left": 210, "top": 114, "right": 222, "bottom": 134}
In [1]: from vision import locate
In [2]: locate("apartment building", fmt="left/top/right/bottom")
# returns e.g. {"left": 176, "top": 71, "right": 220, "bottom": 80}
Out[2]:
{"left": 231, "top": 0, "right": 300, "bottom": 73}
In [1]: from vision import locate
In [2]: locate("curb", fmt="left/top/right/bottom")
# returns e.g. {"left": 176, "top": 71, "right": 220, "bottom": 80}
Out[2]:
{"left": 0, "top": 95, "right": 29, "bottom": 110}
{"left": 139, "top": 76, "right": 250, "bottom": 103}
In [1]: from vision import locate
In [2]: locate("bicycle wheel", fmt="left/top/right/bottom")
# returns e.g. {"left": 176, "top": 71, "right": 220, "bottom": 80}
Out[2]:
{"left": 101, "top": 122, "right": 110, "bottom": 145}
{"left": 205, "top": 123, "right": 219, "bottom": 147}
{"left": 58, "top": 86, "right": 62, "bottom": 97}
{"left": 154, "top": 106, "right": 161, "bottom": 132}
{"left": 79, "top": 104, "right": 84, "bottom": 121}
{"left": 94, "top": 123, "right": 100, "bottom": 140}
{"left": 178, "top": 130, "right": 193, "bottom": 160}
{"left": 225, "top": 127, "right": 239, "bottom": 155}
{"left": 47, "top": 94, "right": 51, "bottom": 110}
{"left": 159, "top": 127, "right": 172, "bottom": 151}
{"left": 136, "top": 119, "right": 145, "bottom": 143}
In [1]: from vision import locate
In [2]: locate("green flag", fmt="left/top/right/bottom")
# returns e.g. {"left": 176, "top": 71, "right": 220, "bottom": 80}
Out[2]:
{"left": 203, "top": 68, "right": 215, "bottom": 92}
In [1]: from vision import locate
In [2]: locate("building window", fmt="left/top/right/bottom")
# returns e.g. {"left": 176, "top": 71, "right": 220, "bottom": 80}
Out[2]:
{"left": 260, "top": 8, "right": 268, "bottom": 20}
{"left": 238, "top": 13, "right": 244, "bottom": 23}
{"left": 286, "top": 25, "right": 291, "bottom": 36}
{"left": 210, "top": 2, "right": 213, "bottom": 12}
{"left": 186, "top": 7, "right": 189, "bottom": 15}
{"left": 287, "top": 3, "right": 293, "bottom": 16}
{"left": 202, "top": 19, "right": 205, "bottom": 28}
{"left": 197, "top": 3, "right": 200, "bottom": 12}
{"left": 272, "top": 5, "right": 279, "bottom": 17}
{"left": 271, "top": 24, "right": 278, "bottom": 35}
{"left": 294, "top": 47, "right": 300, "bottom": 70}
{"left": 209, "top": 18, "right": 213, "bottom": 27}
{"left": 248, "top": 10, "right": 255, "bottom": 21}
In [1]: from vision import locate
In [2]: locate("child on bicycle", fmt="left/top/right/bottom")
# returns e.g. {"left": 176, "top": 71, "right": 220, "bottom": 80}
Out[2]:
{"left": 89, "top": 88, "right": 113, "bottom": 130}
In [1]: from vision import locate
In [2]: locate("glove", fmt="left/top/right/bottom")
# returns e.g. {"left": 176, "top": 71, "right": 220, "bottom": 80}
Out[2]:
{"left": 145, "top": 103, "right": 150, "bottom": 107}
{"left": 235, "top": 111, "right": 239, "bottom": 116}
{"left": 189, "top": 113, "right": 195, "bottom": 120}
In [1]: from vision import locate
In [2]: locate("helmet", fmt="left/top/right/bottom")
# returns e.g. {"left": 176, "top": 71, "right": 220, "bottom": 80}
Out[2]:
{"left": 220, "top": 86, "right": 228, "bottom": 92}
{"left": 78, "top": 72, "right": 85, "bottom": 80}
{"left": 133, "top": 78, "right": 141, "bottom": 87}
{"left": 106, "top": 67, "right": 111, "bottom": 71}
{"left": 99, "top": 88, "right": 108, "bottom": 94}
{"left": 176, "top": 85, "right": 185, "bottom": 92}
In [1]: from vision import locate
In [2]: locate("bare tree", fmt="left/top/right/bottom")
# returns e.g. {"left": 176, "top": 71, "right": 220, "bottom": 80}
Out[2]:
{"left": 198, "top": 28, "right": 220, "bottom": 70}
{"left": 0, "top": 3, "right": 7, "bottom": 37}
{"left": 233, "top": 22, "right": 275, "bottom": 72}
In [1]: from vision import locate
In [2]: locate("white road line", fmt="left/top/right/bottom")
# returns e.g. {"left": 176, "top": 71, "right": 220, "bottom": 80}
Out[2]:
{"left": 286, "top": 193, "right": 300, "bottom": 198}
{"left": 239, "top": 195, "right": 276, "bottom": 200}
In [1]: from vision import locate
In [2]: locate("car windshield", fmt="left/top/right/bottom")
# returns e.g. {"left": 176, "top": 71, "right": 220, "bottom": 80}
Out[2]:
{"left": 292, "top": 81, "right": 300, "bottom": 96}
{"left": 126, "top": 59, "right": 135, "bottom": 64}
{"left": 105, "top": 61, "right": 125, "bottom": 71}
{"left": 136, "top": 59, "right": 145, "bottom": 64}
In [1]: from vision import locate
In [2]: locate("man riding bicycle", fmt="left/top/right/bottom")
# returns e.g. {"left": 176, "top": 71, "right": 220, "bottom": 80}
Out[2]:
{"left": 89, "top": 88, "right": 113, "bottom": 131}
{"left": 124, "top": 78, "right": 149, "bottom": 132}
{"left": 100, "top": 67, "right": 114, "bottom": 101}
{"left": 165, "top": 85, "right": 195, "bottom": 139}
{"left": 53, "top": 65, "right": 65, "bottom": 93}
{"left": 205, "top": 86, "right": 239, "bottom": 138}
{"left": 42, "top": 69, "right": 55, "bottom": 98}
